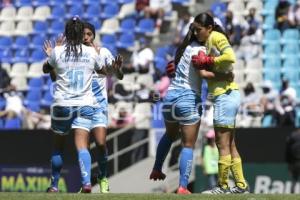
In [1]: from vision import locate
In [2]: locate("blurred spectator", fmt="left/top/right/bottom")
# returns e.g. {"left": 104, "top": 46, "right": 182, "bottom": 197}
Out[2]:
{"left": 0, "top": 90, "right": 24, "bottom": 119}
{"left": 244, "top": 8, "right": 260, "bottom": 35}
{"left": 143, "top": 0, "right": 172, "bottom": 30}
{"left": 288, "top": 2, "right": 300, "bottom": 28}
{"left": 136, "top": 0, "right": 149, "bottom": 14}
{"left": 202, "top": 130, "right": 219, "bottom": 190}
{"left": 275, "top": 0, "right": 291, "bottom": 32}
{"left": 176, "top": 10, "right": 194, "bottom": 41}
{"left": 2, "top": 0, "right": 11, "bottom": 6}
{"left": 113, "top": 82, "right": 134, "bottom": 101}
{"left": 110, "top": 107, "right": 135, "bottom": 128}
{"left": 239, "top": 82, "right": 263, "bottom": 127}
{"left": 130, "top": 37, "right": 154, "bottom": 74}
{"left": 285, "top": 129, "right": 300, "bottom": 193}
{"left": 236, "top": 23, "right": 262, "bottom": 61}
{"left": 154, "top": 75, "right": 170, "bottom": 98}
{"left": 224, "top": 10, "right": 243, "bottom": 46}
{"left": 260, "top": 80, "right": 280, "bottom": 126}
{"left": 23, "top": 107, "right": 51, "bottom": 129}
{"left": 276, "top": 80, "right": 296, "bottom": 127}
{"left": 135, "top": 84, "right": 151, "bottom": 102}
{"left": 0, "top": 64, "right": 12, "bottom": 94}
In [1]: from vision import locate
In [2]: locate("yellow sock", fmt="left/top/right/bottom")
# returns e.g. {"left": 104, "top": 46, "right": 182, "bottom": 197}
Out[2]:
{"left": 231, "top": 157, "right": 247, "bottom": 189}
{"left": 218, "top": 155, "right": 231, "bottom": 189}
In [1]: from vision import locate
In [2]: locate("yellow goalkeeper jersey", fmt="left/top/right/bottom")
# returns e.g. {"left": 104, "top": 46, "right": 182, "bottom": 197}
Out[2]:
{"left": 206, "top": 31, "right": 239, "bottom": 97}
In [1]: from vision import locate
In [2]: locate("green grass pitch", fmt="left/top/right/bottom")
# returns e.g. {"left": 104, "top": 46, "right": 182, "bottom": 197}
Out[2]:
{"left": 0, "top": 193, "right": 298, "bottom": 200}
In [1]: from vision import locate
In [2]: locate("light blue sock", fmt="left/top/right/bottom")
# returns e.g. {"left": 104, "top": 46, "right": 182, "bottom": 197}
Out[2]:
{"left": 78, "top": 149, "right": 91, "bottom": 185}
{"left": 179, "top": 147, "right": 193, "bottom": 188}
{"left": 50, "top": 151, "right": 63, "bottom": 188}
{"left": 97, "top": 148, "right": 108, "bottom": 179}
{"left": 153, "top": 134, "right": 173, "bottom": 171}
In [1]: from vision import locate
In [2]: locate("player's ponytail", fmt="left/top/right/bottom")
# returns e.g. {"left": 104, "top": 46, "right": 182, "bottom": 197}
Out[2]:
{"left": 64, "top": 16, "right": 84, "bottom": 61}
{"left": 174, "top": 23, "right": 197, "bottom": 65}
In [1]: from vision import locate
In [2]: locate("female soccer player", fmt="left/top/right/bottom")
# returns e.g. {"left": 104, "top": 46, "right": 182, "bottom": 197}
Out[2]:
{"left": 83, "top": 22, "right": 123, "bottom": 193}
{"left": 149, "top": 19, "right": 209, "bottom": 193}
{"left": 44, "top": 17, "right": 103, "bottom": 193}
{"left": 190, "top": 13, "right": 249, "bottom": 194}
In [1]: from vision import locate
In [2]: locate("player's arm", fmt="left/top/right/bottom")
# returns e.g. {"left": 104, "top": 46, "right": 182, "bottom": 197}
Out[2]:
{"left": 111, "top": 54, "right": 124, "bottom": 80}
{"left": 198, "top": 69, "right": 234, "bottom": 82}
{"left": 213, "top": 33, "right": 236, "bottom": 65}
{"left": 43, "top": 61, "right": 57, "bottom": 81}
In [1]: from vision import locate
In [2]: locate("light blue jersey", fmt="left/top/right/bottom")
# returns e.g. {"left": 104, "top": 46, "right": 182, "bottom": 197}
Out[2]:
{"left": 168, "top": 42, "right": 205, "bottom": 94}
{"left": 163, "top": 42, "right": 205, "bottom": 125}
{"left": 49, "top": 44, "right": 102, "bottom": 134}
{"left": 91, "top": 47, "right": 114, "bottom": 128}
{"left": 48, "top": 44, "right": 102, "bottom": 107}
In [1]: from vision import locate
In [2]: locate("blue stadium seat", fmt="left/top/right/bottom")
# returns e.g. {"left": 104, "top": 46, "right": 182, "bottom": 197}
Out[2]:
{"left": 282, "top": 56, "right": 300, "bottom": 70}
{"left": 66, "top": 5, "right": 84, "bottom": 19}
{"left": 210, "top": 1, "right": 227, "bottom": 21}
{"left": 262, "top": 15, "right": 276, "bottom": 30}
{"left": 119, "top": 18, "right": 136, "bottom": 34}
{"left": 100, "top": 0, "right": 118, "bottom": 6}
{"left": 28, "top": 77, "right": 44, "bottom": 90}
{"left": 262, "top": 29, "right": 281, "bottom": 45}
{"left": 66, "top": 0, "right": 82, "bottom": 6}
{"left": 33, "top": 0, "right": 49, "bottom": 7}
{"left": 13, "top": 49, "right": 29, "bottom": 63}
{"left": 155, "top": 59, "right": 168, "bottom": 75}
{"left": 4, "top": 117, "right": 22, "bottom": 129}
{"left": 282, "top": 70, "right": 300, "bottom": 83}
{"left": 48, "top": 20, "right": 64, "bottom": 38}
{"left": 116, "top": 33, "right": 135, "bottom": 50}
{"left": 263, "top": 57, "right": 281, "bottom": 71}
{"left": 101, "top": 34, "right": 117, "bottom": 50}
{"left": 26, "top": 101, "right": 41, "bottom": 112}
{"left": 282, "top": 43, "right": 299, "bottom": 58}
{"left": 32, "top": 21, "right": 48, "bottom": 36}
{"left": 49, "top": 0, "right": 66, "bottom": 7}
{"left": 12, "top": 36, "right": 29, "bottom": 50}
{"left": 295, "top": 107, "right": 300, "bottom": 127}
{"left": 0, "top": 118, "right": 3, "bottom": 129}
{"left": 263, "top": 43, "right": 281, "bottom": 59}
{"left": 262, "top": 114, "right": 275, "bottom": 127}
{"left": 154, "top": 46, "right": 168, "bottom": 63}
{"left": 84, "top": 0, "right": 100, "bottom": 6}
{"left": 48, "top": 6, "right": 65, "bottom": 21}
{"left": 87, "top": 18, "right": 101, "bottom": 30}
{"left": 83, "top": 5, "right": 101, "bottom": 21}
{"left": 118, "top": 0, "right": 134, "bottom": 4}
{"left": 135, "top": 18, "right": 155, "bottom": 35}
{"left": 15, "top": 0, "right": 32, "bottom": 7}
{"left": 0, "top": 49, "right": 13, "bottom": 63}
{"left": 41, "top": 91, "right": 53, "bottom": 107}
{"left": 281, "top": 29, "right": 299, "bottom": 44}
{"left": 105, "top": 46, "right": 117, "bottom": 57}
{"left": 262, "top": 1, "right": 277, "bottom": 16}
{"left": 0, "top": 37, "right": 13, "bottom": 50}
{"left": 100, "top": 4, "right": 119, "bottom": 20}
{"left": 264, "top": 69, "right": 281, "bottom": 83}
{"left": 29, "top": 35, "right": 46, "bottom": 50}
{"left": 172, "top": 0, "right": 191, "bottom": 6}
{"left": 0, "top": 96, "right": 6, "bottom": 110}
{"left": 29, "top": 50, "right": 45, "bottom": 63}
{"left": 24, "top": 88, "right": 42, "bottom": 106}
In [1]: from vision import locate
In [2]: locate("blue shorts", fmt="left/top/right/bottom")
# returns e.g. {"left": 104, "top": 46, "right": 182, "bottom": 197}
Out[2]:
{"left": 213, "top": 90, "right": 241, "bottom": 129}
{"left": 51, "top": 106, "right": 94, "bottom": 135}
{"left": 92, "top": 106, "right": 108, "bottom": 129}
{"left": 162, "top": 89, "right": 202, "bottom": 125}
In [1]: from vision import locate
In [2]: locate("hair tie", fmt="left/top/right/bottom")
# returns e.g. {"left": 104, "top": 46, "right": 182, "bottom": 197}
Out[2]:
{"left": 73, "top": 15, "right": 79, "bottom": 21}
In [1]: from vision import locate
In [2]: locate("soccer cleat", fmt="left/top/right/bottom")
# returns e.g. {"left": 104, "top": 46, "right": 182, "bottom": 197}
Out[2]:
{"left": 202, "top": 186, "right": 231, "bottom": 194}
{"left": 98, "top": 178, "right": 109, "bottom": 193}
{"left": 176, "top": 186, "right": 191, "bottom": 194}
{"left": 46, "top": 186, "right": 59, "bottom": 193}
{"left": 79, "top": 184, "right": 92, "bottom": 193}
{"left": 149, "top": 169, "right": 166, "bottom": 181}
{"left": 230, "top": 185, "right": 250, "bottom": 194}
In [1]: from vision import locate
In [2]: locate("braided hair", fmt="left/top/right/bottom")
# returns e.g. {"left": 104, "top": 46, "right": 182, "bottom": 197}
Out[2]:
{"left": 64, "top": 16, "right": 84, "bottom": 60}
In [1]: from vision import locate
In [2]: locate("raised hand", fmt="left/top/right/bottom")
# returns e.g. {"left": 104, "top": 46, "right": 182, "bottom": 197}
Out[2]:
{"left": 55, "top": 34, "right": 65, "bottom": 46}
{"left": 112, "top": 54, "right": 124, "bottom": 80}
{"left": 43, "top": 40, "right": 53, "bottom": 57}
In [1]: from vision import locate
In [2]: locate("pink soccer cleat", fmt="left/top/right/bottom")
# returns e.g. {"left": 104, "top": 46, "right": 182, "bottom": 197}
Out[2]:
{"left": 176, "top": 186, "right": 191, "bottom": 194}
